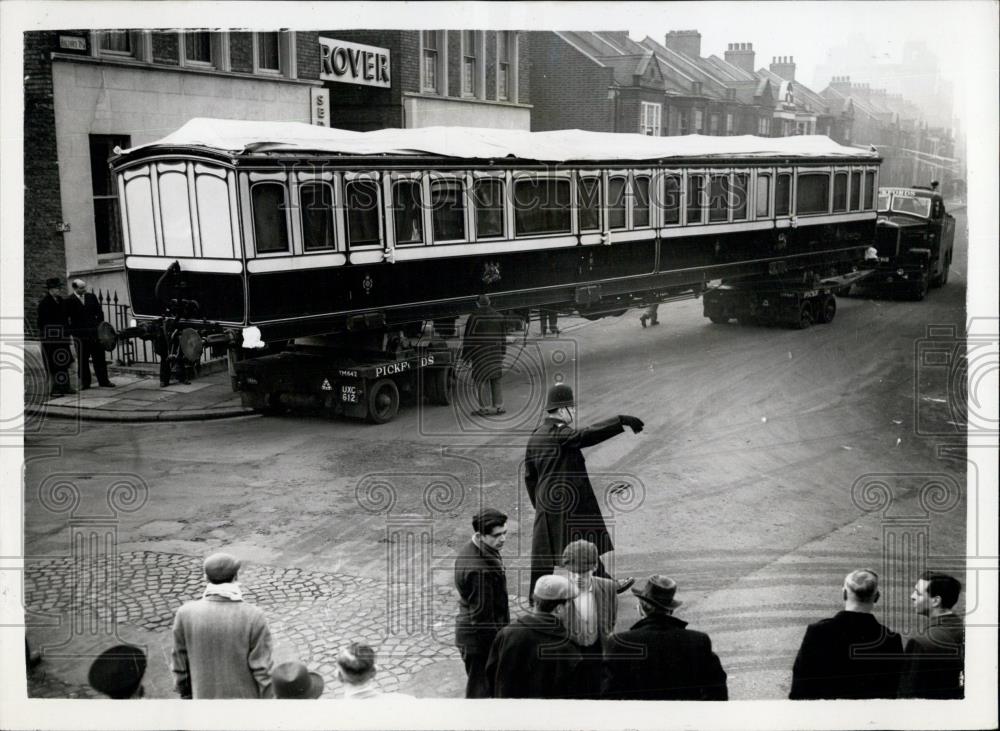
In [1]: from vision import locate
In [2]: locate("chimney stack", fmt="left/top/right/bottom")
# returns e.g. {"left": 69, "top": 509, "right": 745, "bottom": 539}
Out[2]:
{"left": 664, "top": 30, "right": 702, "bottom": 59}
{"left": 829, "top": 75, "right": 852, "bottom": 92}
{"left": 724, "top": 42, "right": 755, "bottom": 73}
{"left": 770, "top": 55, "right": 796, "bottom": 81}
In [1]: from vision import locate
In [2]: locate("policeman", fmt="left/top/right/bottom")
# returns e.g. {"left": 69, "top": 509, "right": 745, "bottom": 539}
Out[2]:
{"left": 524, "top": 383, "right": 644, "bottom": 601}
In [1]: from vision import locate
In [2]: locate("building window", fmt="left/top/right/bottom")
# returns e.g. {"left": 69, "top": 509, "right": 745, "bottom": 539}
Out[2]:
{"left": 258, "top": 32, "right": 280, "bottom": 70}
{"left": 678, "top": 110, "right": 690, "bottom": 136}
{"left": 251, "top": 183, "right": 290, "bottom": 254}
{"left": 796, "top": 173, "right": 830, "bottom": 215}
{"left": 474, "top": 179, "right": 505, "bottom": 239}
{"left": 709, "top": 113, "right": 720, "bottom": 136}
{"left": 662, "top": 175, "right": 681, "bottom": 225}
{"left": 99, "top": 30, "right": 132, "bottom": 54}
{"left": 514, "top": 179, "right": 571, "bottom": 236}
{"left": 640, "top": 102, "right": 661, "bottom": 136}
{"left": 89, "top": 135, "right": 130, "bottom": 257}
{"left": 462, "top": 30, "right": 478, "bottom": 96}
{"left": 726, "top": 113, "right": 734, "bottom": 135}
{"left": 185, "top": 31, "right": 213, "bottom": 63}
{"left": 693, "top": 109, "right": 704, "bottom": 134}
{"left": 252, "top": 31, "right": 296, "bottom": 77}
{"left": 422, "top": 30, "right": 440, "bottom": 93}
{"left": 299, "top": 183, "right": 336, "bottom": 251}
{"left": 92, "top": 30, "right": 150, "bottom": 61}
{"left": 498, "top": 31, "right": 512, "bottom": 101}
{"left": 431, "top": 179, "right": 466, "bottom": 242}
{"left": 392, "top": 181, "right": 424, "bottom": 245}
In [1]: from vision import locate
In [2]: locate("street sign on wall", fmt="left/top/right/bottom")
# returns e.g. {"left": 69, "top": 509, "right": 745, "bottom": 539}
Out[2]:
{"left": 319, "top": 37, "right": 390, "bottom": 88}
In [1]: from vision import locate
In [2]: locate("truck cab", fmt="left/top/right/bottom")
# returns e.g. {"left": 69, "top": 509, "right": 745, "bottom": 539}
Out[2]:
{"left": 872, "top": 184, "right": 955, "bottom": 299}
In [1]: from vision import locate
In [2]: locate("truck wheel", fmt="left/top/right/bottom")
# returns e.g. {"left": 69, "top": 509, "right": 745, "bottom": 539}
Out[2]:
{"left": 424, "top": 365, "right": 455, "bottom": 406}
{"left": 817, "top": 296, "right": 837, "bottom": 324}
{"left": 366, "top": 378, "right": 400, "bottom": 424}
{"left": 708, "top": 311, "right": 728, "bottom": 324}
{"left": 795, "top": 303, "right": 813, "bottom": 329}
{"left": 736, "top": 315, "right": 755, "bottom": 326}
{"left": 911, "top": 275, "right": 929, "bottom": 301}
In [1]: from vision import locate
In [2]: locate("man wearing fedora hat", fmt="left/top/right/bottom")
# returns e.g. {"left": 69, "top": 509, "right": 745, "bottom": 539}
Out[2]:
{"left": 36, "top": 277, "right": 75, "bottom": 396}
{"left": 271, "top": 661, "right": 324, "bottom": 699}
{"left": 484, "top": 574, "right": 583, "bottom": 698}
{"left": 88, "top": 644, "right": 147, "bottom": 699}
{"left": 525, "top": 382, "right": 643, "bottom": 601}
{"left": 559, "top": 539, "right": 617, "bottom": 699}
{"left": 171, "top": 552, "right": 274, "bottom": 698}
{"left": 603, "top": 575, "right": 728, "bottom": 700}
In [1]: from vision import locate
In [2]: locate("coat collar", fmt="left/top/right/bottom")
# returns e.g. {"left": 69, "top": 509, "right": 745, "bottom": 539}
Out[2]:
{"left": 630, "top": 612, "right": 689, "bottom": 631}
{"left": 516, "top": 612, "right": 570, "bottom": 639}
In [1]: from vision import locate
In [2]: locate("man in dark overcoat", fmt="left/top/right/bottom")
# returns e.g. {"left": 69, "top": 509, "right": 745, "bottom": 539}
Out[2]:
{"left": 65, "top": 278, "right": 115, "bottom": 389}
{"left": 789, "top": 568, "right": 904, "bottom": 699}
{"left": 460, "top": 294, "right": 508, "bottom": 416}
{"left": 603, "top": 575, "right": 728, "bottom": 700}
{"left": 36, "top": 277, "right": 75, "bottom": 396}
{"left": 484, "top": 575, "right": 581, "bottom": 698}
{"left": 524, "top": 382, "right": 643, "bottom": 601}
{"left": 898, "top": 571, "right": 965, "bottom": 699}
{"left": 454, "top": 508, "right": 511, "bottom": 698}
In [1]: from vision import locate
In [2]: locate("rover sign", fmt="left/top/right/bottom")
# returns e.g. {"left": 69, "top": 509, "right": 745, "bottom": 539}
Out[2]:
{"left": 319, "top": 37, "right": 390, "bottom": 88}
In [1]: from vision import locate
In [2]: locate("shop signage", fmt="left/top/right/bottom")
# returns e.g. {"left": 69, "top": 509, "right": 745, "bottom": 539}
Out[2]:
{"left": 319, "top": 37, "right": 390, "bottom": 88}
{"left": 310, "top": 87, "right": 330, "bottom": 127}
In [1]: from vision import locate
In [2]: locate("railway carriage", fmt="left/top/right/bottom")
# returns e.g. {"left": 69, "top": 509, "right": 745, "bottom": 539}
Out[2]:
{"left": 112, "top": 119, "right": 881, "bottom": 346}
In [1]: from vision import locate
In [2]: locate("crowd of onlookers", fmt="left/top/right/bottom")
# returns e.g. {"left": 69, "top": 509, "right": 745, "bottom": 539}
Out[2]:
{"left": 30, "top": 527, "right": 963, "bottom": 701}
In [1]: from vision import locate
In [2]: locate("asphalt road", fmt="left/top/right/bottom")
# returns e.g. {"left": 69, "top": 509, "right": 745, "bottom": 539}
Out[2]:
{"left": 24, "top": 210, "right": 970, "bottom": 699}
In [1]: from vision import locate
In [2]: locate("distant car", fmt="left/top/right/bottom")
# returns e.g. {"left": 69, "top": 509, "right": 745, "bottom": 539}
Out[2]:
{"left": 870, "top": 184, "right": 955, "bottom": 300}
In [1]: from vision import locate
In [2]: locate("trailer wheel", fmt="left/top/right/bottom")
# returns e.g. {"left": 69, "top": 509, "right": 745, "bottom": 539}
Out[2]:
{"left": 910, "top": 275, "right": 929, "bottom": 301}
{"left": 708, "top": 314, "right": 728, "bottom": 324}
{"left": 795, "top": 303, "right": 814, "bottom": 329}
{"left": 424, "top": 365, "right": 455, "bottom": 406}
{"left": 817, "top": 295, "right": 837, "bottom": 324}
{"left": 737, "top": 315, "right": 755, "bottom": 326}
{"left": 366, "top": 378, "right": 400, "bottom": 424}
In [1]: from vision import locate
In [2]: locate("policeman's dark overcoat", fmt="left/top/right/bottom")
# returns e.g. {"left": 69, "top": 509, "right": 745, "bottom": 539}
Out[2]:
{"left": 460, "top": 305, "right": 507, "bottom": 382}
{"left": 524, "top": 415, "right": 624, "bottom": 593}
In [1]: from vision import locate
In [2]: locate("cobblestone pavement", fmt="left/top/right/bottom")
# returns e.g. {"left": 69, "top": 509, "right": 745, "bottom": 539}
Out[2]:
{"left": 26, "top": 550, "right": 514, "bottom": 699}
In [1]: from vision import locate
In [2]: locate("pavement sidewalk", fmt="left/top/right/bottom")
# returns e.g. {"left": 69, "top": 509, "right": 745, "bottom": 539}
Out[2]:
{"left": 24, "top": 347, "right": 253, "bottom": 422}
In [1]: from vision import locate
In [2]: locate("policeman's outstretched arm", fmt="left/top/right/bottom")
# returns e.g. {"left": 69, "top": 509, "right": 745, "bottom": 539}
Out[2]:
{"left": 618, "top": 415, "right": 644, "bottom": 434}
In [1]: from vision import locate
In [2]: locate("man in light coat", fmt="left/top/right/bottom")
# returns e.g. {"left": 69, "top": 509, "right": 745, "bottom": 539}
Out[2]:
{"left": 171, "top": 552, "right": 274, "bottom": 698}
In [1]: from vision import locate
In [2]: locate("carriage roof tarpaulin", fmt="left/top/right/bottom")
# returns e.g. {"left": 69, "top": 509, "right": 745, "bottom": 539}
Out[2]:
{"left": 122, "top": 118, "right": 879, "bottom": 162}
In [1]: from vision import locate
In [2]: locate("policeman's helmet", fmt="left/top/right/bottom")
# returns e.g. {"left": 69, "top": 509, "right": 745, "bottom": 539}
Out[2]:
{"left": 545, "top": 383, "right": 575, "bottom": 411}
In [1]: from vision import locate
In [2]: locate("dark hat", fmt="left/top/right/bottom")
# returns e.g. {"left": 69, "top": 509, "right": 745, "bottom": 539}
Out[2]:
{"left": 533, "top": 574, "right": 579, "bottom": 602}
{"left": 561, "top": 539, "right": 598, "bottom": 572}
{"left": 87, "top": 644, "right": 146, "bottom": 699}
{"left": 272, "top": 661, "right": 324, "bottom": 699}
{"left": 545, "top": 383, "right": 575, "bottom": 411}
{"left": 45, "top": 277, "right": 63, "bottom": 289}
{"left": 632, "top": 575, "right": 682, "bottom": 611}
{"left": 472, "top": 507, "right": 507, "bottom": 534}
{"left": 336, "top": 642, "right": 376, "bottom": 677}
{"left": 203, "top": 552, "right": 240, "bottom": 583}
{"left": 477, "top": 294, "right": 491, "bottom": 307}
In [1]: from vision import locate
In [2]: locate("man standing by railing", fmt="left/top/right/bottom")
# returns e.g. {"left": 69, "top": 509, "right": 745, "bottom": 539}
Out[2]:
{"left": 66, "top": 278, "right": 115, "bottom": 389}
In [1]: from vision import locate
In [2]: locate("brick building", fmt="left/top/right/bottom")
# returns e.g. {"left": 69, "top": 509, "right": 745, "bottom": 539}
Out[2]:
{"left": 316, "top": 30, "right": 530, "bottom": 130}
{"left": 23, "top": 29, "right": 322, "bottom": 324}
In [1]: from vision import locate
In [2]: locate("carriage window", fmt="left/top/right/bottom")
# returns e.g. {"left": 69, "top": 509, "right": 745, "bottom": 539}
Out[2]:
{"left": 197, "top": 173, "right": 235, "bottom": 257}
{"left": 578, "top": 176, "right": 601, "bottom": 231}
{"left": 608, "top": 176, "right": 627, "bottom": 229}
{"left": 345, "top": 180, "right": 381, "bottom": 247}
{"left": 797, "top": 173, "right": 830, "bottom": 215}
{"left": 756, "top": 174, "right": 771, "bottom": 217}
{"left": 299, "top": 183, "right": 336, "bottom": 251}
{"left": 662, "top": 175, "right": 681, "bottom": 225}
{"left": 431, "top": 179, "right": 466, "bottom": 241}
{"left": 513, "top": 178, "right": 571, "bottom": 236}
{"left": 633, "top": 176, "right": 651, "bottom": 228}
{"left": 833, "top": 173, "right": 848, "bottom": 212}
{"left": 687, "top": 175, "right": 705, "bottom": 224}
{"left": 732, "top": 173, "right": 748, "bottom": 221}
{"left": 392, "top": 180, "right": 423, "bottom": 245}
{"left": 251, "top": 183, "right": 289, "bottom": 254}
{"left": 709, "top": 174, "right": 728, "bottom": 222}
{"left": 775, "top": 173, "right": 791, "bottom": 216}
{"left": 863, "top": 171, "right": 876, "bottom": 210}
{"left": 124, "top": 174, "right": 156, "bottom": 255}
{"left": 473, "top": 179, "right": 504, "bottom": 238}
{"left": 850, "top": 171, "right": 862, "bottom": 211}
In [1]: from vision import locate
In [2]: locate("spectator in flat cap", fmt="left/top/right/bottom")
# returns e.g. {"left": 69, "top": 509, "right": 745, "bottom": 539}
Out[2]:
{"left": 271, "top": 661, "right": 324, "bottom": 699}
{"left": 454, "top": 507, "right": 511, "bottom": 698}
{"left": 789, "top": 568, "right": 903, "bottom": 699}
{"left": 603, "top": 575, "right": 728, "bottom": 700}
{"left": 559, "top": 539, "right": 617, "bottom": 698}
{"left": 336, "top": 643, "right": 413, "bottom": 699}
{"left": 899, "top": 571, "right": 965, "bottom": 699}
{"left": 88, "top": 644, "right": 147, "bottom": 699}
{"left": 171, "top": 552, "right": 274, "bottom": 698}
{"left": 484, "top": 574, "right": 583, "bottom": 698}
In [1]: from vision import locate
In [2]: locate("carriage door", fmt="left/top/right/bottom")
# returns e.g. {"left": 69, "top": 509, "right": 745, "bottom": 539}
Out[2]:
{"left": 773, "top": 167, "right": 795, "bottom": 257}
